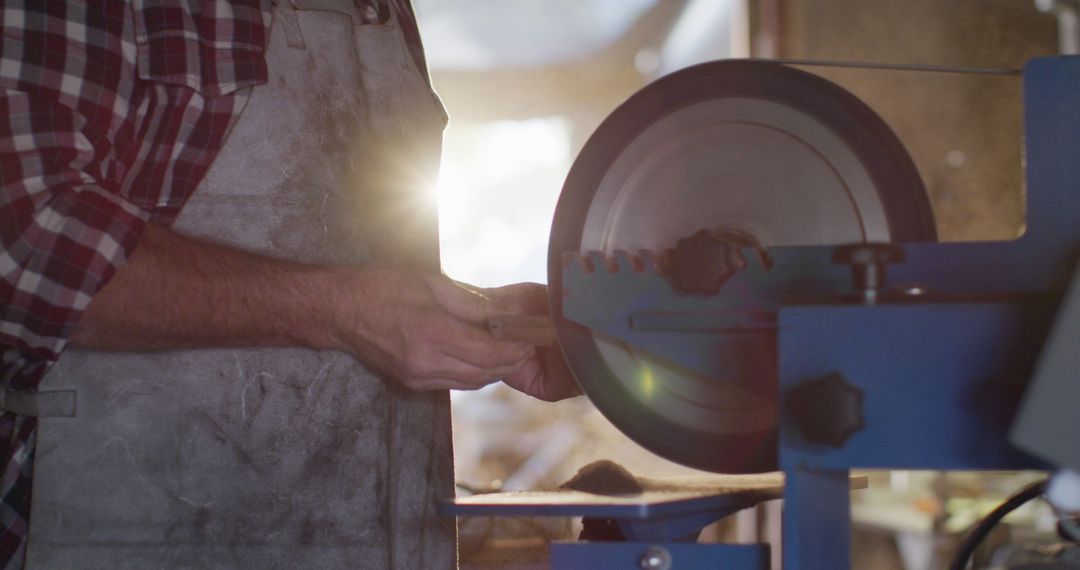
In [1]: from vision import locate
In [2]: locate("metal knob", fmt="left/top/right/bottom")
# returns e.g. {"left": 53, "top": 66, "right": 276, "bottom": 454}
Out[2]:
{"left": 785, "top": 372, "right": 865, "bottom": 448}
{"left": 832, "top": 243, "right": 905, "bottom": 304}
{"left": 671, "top": 227, "right": 771, "bottom": 296}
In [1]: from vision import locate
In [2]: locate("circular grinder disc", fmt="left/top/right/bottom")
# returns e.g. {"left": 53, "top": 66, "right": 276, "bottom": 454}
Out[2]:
{"left": 548, "top": 61, "right": 935, "bottom": 473}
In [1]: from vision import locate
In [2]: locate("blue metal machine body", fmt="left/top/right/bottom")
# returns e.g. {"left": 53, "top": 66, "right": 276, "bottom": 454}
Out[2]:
{"left": 551, "top": 542, "right": 769, "bottom": 569}
{"left": 778, "top": 302, "right": 1051, "bottom": 569}
{"left": 554, "top": 56, "right": 1080, "bottom": 568}
{"left": 779, "top": 303, "right": 1051, "bottom": 471}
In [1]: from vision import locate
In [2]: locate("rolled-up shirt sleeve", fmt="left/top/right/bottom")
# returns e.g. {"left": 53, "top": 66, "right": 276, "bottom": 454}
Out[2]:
{"left": 1, "top": 88, "right": 149, "bottom": 385}
{"left": 0, "top": 3, "right": 269, "bottom": 562}
{"left": 0, "top": 2, "right": 268, "bottom": 391}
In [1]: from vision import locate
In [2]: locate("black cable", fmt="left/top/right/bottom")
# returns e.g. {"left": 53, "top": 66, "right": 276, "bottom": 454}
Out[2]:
{"left": 948, "top": 478, "right": 1048, "bottom": 570}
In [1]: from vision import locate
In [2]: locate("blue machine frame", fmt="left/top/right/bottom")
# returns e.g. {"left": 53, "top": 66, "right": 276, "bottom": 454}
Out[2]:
{"left": 776, "top": 56, "right": 1080, "bottom": 569}
{"left": 552, "top": 56, "right": 1080, "bottom": 568}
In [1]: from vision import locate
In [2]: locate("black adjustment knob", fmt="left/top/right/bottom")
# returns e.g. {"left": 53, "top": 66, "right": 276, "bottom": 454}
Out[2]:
{"left": 832, "top": 243, "right": 905, "bottom": 303}
{"left": 672, "top": 230, "right": 745, "bottom": 295}
{"left": 785, "top": 372, "right": 865, "bottom": 448}
{"left": 671, "top": 227, "right": 771, "bottom": 296}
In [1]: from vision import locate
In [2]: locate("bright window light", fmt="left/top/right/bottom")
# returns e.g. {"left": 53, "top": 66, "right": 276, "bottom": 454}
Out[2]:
{"left": 437, "top": 117, "right": 572, "bottom": 287}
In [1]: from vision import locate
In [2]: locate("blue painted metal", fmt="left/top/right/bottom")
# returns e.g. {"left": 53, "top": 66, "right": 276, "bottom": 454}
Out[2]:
{"left": 563, "top": 59, "right": 1080, "bottom": 359}
{"left": 550, "top": 542, "right": 769, "bottom": 570}
{"left": 773, "top": 58, "right": 1080, "bottom": 569}
{"left": 562, "top": 250, "right": 780, "bottom": 389}
{"left": 617, "top": 509, "right": 732, "bottom": 542}
{"left": 477, "top": 56, "right": 1080, "bottom": 569}
{"left": 778, "top": 301, "right": 1052, "bottom": 470}
{"left": 783, "top": 468, "right": 851, "bottom": 570}
{"left": 439, "top": 485, "right": 780, "bottom": 550}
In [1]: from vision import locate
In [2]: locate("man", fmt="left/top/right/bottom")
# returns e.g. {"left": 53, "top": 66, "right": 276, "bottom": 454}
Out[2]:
{"left": 1, "top": 1, "right": 577, "bottom": 566}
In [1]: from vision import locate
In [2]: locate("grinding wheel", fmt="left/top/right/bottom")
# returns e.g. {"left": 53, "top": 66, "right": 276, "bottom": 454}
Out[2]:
{"left": 548, "top": 61, "right": 936, "bottom": 473}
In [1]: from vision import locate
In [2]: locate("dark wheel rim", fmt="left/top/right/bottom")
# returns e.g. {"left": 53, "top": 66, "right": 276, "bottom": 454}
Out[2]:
{"left": 548, "top": 61, "right": 935, "bottom": 473}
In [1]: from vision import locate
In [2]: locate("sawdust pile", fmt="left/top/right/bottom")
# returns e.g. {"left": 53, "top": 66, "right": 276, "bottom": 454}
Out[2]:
{"left": 558, "top": 459, "right": 644, "bottom": 496}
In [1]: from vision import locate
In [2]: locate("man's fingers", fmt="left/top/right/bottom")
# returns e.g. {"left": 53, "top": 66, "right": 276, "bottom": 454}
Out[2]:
{"left": 483, "top": 282, "right": 548, "bottom": 314}
{"left": 407, "top": 377, "right": 496, "bottom": 392}
{"left": 425, "top": 275, "right": 509, "bottom": 323}
{"left": 486, "top": 314, "right": 555, "bottom": 346}
{"left": 427, "top": 277, "right": 552, "bottom": 324}
{"left": 430, "top": 314, "right": 533, "bottom": 368}
{"left": 405, "top": 351, "right": 520, "bottom": 391}
{"left": 405, "top": 379, "right": 459, "bottom": 391}
{"left": 501, "top": 347, "right": 582, "bottom": 402}
{"left": 502, "top": 356, "right": 544, "bottom": 398}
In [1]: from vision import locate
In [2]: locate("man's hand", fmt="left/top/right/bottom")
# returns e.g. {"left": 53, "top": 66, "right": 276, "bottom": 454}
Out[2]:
{"left": 478, "top": 283, "right": 581, "bottom": 402}
{"left": 327, "top": 268, "right": 537, "bottom": 392}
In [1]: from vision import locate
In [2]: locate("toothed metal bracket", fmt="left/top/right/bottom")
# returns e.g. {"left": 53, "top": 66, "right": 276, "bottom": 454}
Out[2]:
{"left": 560, "top": 248, "right": 781, "bottom": 384}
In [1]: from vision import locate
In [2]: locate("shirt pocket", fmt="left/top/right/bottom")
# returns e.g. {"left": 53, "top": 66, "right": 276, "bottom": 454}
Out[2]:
{"left": 132, "top": 0, "right": 271, "bottom": 97}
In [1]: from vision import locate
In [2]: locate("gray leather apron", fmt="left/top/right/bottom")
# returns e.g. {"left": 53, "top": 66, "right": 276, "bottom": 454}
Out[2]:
{"left": 25, "top": 2, "right": 454, "bottom": 568}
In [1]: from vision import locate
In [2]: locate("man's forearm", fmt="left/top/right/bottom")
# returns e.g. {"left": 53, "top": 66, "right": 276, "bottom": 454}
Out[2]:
{"left": 68, "top": 223, "right": 577, "bottom": 399}
{"left": 70, "top": 223, "right": 340, "bottom": 352}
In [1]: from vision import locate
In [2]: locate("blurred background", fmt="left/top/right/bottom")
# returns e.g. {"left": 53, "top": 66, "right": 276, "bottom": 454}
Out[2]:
{"left": 413, "top": 0, "right": 1067, "bottom": 568}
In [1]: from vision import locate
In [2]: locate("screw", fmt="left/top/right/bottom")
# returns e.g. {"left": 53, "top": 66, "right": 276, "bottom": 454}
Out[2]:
{"left": 639, "top": 546, "right": 672, "bottom": 570}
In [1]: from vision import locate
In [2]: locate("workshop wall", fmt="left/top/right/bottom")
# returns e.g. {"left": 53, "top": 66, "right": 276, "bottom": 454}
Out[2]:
{"left": 781, "top": 0, "right": 1057, "bottom": 241}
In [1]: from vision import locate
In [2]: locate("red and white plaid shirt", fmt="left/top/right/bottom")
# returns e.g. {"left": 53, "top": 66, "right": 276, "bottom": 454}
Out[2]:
{"left": 0, "top": 1, "right": 271, "bottom": 564}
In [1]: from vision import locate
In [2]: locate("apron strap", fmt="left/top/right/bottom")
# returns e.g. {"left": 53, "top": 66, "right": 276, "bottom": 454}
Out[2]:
{"left": 275, "top": 0, "right": 391, "bottom": 50}
{"left": 273, "top": 0, "right": 308, "bottom": 50}
{"left": 0, "top": 388, "right": 77, "bottom": 417}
